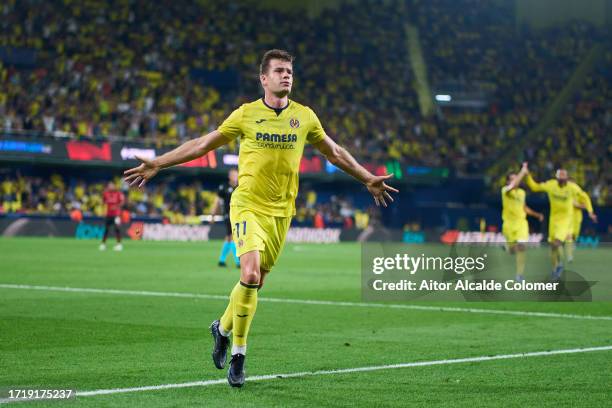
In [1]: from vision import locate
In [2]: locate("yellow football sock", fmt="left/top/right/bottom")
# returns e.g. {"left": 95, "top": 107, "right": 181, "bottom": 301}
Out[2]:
{"left": 232, "top": 281, "right": 258, "bottom": 349}
{"left": 219, "top": 284, "right": 238, "bottom": 335}
{"left": 551, "top": 247, "right": 558, "bottom": 268}
{"left": 551, "top": 245, "right": 564, "bottom": 268}
{"left": 565, "top": 241, "right": 574, "bottom": 261}
{"left": 516, "top": 250, "right": 526, "bottom": 278}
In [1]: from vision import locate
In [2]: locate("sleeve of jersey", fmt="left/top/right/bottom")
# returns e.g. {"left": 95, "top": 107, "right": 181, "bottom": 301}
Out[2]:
{"left": 525, "top": 174, "right": 547, "bottom": 192}
{"left": 576, "top": 186, "right": 594, "bottom": 213}
{"left": 306, "top": 108, "right": 326, "bottom": 144}
{"left": 218, "top": 105, "right": 244, "bottom": 140}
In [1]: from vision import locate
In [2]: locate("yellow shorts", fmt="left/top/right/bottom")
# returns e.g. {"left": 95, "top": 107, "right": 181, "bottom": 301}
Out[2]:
{"left": 229, "top": 206, "right": 292, "bottom": 271}
{"left": 548, "top": 216, "right": 572, "bottom": 243}
{"left": 502, "top": 220, "right": 529, "bottom": 243}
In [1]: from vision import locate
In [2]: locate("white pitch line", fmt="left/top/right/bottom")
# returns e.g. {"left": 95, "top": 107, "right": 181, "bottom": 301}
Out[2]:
{"left": 1, "top": 283, "right": 612, "bottom": 321}
{"left": 1, "top": 347, "right": 610, "bottom": 404}
{"left": 3, "top": 344, "right": 606, "bottom": 402}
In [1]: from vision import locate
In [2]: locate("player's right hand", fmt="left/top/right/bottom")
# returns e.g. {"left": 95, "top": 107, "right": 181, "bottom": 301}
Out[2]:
{"left": 124, "top": 156, "right": 160, "bottom": 188}
{"left": 521, "top": 162, "right": 529, "bottom": 173}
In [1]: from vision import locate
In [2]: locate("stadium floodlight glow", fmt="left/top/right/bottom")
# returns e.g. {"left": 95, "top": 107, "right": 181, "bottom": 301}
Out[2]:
{"left": 435, "top": 94, "right": 452, "bottom": 102}
{"left": 222, "top": 154, "right": 239, "bottom": 165}
{"left": 120, "top": 147, "right": 156, "bottom": 160}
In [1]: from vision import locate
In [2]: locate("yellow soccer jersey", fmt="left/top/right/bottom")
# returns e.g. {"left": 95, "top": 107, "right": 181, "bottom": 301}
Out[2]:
{"left": 525, "top": 175, "right": 586, "bottom": 219}
{"left": 218, "top": 98, "right": 326, "bottom": 217}
{"left": 501, "top": 186, "right": 526, "bottom": 224}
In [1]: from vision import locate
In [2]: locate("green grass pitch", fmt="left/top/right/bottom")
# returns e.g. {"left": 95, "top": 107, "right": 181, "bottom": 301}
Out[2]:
{"left": 0, "top": 237, "right": 611, "bottom": 407}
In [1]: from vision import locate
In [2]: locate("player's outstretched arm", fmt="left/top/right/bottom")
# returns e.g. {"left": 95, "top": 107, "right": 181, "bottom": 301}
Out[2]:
{"left": 574, "top": 202, "right": 586, "bottom": 209}
{"left": 503, "top": 162, "right": 529, "bottom": 192}
{"left": 522, "top": 162, "right": 546, "bottom": 192}
{"left": 312, "top": 135, "right": 398, "bottom": 207}
{"left": 524, "top": 205, "right": 544, "bottom": 222}
{"left": 124, "top": 130, "right": 229, "bottom": 187}
{"left": 575, "top": 187, "right": 597, "bottom": 222}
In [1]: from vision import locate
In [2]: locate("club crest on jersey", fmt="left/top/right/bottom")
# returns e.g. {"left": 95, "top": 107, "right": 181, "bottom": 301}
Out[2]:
{"left": 289, "top": 118, "right": 300, "bottom": 128}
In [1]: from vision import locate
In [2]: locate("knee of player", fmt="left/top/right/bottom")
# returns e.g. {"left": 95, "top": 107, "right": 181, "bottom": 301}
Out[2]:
{"left": 257, "top": 269, "right": 270, "bottom": 289}
{"left": 241, "top": 268, "right": 260, "bottom": 285}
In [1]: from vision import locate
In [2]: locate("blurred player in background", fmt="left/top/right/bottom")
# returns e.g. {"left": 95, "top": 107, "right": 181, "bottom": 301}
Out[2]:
{"left": 501, "top": 164, "right": 544, "bottom": 282}
{"left": 524, "top": 164, "right": 596, "bottom": 280}
{"left": 100, "top": 181, "right": 125, "bottom": 251}
{"left": 124, "top": 49, "right": 398, "bottom": 387}
{"left": 213, "top": 169, "right": 240, "bottom": 268}
{"left": 566, "top": 178, "right": 596, "bottom": 263}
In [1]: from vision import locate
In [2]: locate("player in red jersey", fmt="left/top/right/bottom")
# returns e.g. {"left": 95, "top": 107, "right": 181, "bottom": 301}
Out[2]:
{"left": 100, "top": 182, "right": 125, "bottom": 251}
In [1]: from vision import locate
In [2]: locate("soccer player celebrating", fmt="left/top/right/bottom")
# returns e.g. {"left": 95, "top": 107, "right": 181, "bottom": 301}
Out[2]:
{"left": 124, "top": 49, "right": 398, "bottom": 387}
{"left": 501, "top": 165, "right": 544, "bottom": 282}
{"left": 213, "top": 169, "right": 240, "bottom": 268}
{"left": 524, "top": 163, "right": 597, "bottom": 280}
{"left": 100, "top": 181, "right": 125, "bottom": 251}
{"left": 566, "top": 180, "right": 596, "bottom": 263}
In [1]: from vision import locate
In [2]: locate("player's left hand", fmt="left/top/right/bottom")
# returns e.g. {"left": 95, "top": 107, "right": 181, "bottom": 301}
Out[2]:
{"left": 366, "top": 174, "right": 399, "bottom": 207}
{"left": 124, "top": 156, "right": 160, "bottom": 188}
{"left": 589, "top": 212, "right": 598, "bottom": 223}
{"left": 537, "top": 213, "right": 544, "bottom": 222}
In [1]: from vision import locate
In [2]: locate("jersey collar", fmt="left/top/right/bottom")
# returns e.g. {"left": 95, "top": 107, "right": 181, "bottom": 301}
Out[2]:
{"left": 261, "top": 97, "right": 290, "bottom": 116}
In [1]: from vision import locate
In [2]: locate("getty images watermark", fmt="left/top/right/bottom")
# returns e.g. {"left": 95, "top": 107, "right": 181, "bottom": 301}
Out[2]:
{"left": 370, "top": 252, "right": 560, "bottom": 291}
{"left": 361, "top": 243, "right": 612, "bottom": 301}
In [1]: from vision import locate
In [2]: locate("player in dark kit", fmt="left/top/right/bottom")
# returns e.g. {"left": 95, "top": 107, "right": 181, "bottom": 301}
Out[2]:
{"left": 100, "top": 181, "right": 125, "bottom": 251}
{"left": 213, "top": 169, "right": 240, "bottom": 268}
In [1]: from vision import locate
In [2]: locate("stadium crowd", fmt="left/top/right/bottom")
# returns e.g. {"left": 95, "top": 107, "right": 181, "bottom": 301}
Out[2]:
{"left": 414, "top": 0, "right": 607, "bottom": 175}
{"left": 523, "top": 50, "right": 611, "bottom": 207}
{"left": 0, "top": 0, "right": 416, "bottom": 164}
{"left": 0, "top": 173, "right": 371, "bottom": 228}
{"left": 0, "top": 0, "right": 609, "bottom": 199}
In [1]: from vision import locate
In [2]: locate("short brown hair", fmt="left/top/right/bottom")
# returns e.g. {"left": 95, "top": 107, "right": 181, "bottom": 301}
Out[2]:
{"left": 260, "top": 49, "right": 294, "bottom": 75}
